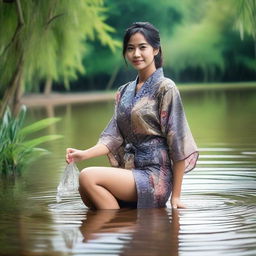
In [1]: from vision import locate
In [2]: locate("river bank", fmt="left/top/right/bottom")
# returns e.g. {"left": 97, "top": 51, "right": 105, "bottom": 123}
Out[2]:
{"left": 20, "top": 91, "right": 115, "bottom": 107}
{"left": 20, "top": 82, "right": 256, "bottom": 107}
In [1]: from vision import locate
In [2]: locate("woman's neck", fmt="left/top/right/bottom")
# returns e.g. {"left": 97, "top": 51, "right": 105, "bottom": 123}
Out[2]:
{"left": 138, "top": 66, "right": 156, "bottom": 84}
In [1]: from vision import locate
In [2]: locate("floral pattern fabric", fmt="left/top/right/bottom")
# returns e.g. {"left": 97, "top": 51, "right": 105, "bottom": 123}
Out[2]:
{"left": 98, "top": 68, "right": 198, "bottom": 208}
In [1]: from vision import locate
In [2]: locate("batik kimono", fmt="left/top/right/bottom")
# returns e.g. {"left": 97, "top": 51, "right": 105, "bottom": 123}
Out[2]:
{"left": 98, "top": 68, "right": 198, "bottom": 208}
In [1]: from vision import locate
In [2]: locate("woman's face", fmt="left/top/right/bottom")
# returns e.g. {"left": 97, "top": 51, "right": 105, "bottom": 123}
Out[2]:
{"left": 125, "top": 32, "right": 158, "bottom": 72}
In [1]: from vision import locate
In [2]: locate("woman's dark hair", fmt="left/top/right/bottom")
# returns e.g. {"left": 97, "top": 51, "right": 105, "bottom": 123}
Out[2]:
{"left": 122, "top": 22, "right": 163, "bottom": 68}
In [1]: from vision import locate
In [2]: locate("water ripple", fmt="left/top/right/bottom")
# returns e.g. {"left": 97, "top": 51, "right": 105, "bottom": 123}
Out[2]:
{"left": 1, "top": 143, "right": 256, "bottom": 256}
{"left": 40, "top": 144, "right": 255, "bottom": 256}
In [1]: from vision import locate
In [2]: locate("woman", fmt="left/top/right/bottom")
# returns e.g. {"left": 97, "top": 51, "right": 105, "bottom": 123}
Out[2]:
{"left": 66, "top": 22, "right": 199, "bottom": 210}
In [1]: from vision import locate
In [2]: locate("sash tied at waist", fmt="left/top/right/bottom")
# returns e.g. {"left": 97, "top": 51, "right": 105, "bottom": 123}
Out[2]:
{"left": 124, "top": 143, "right": 136, "bottom": 154}
{"left": 122, "top": 138, "right": 169, "bottom": 169}
{"left": 124, "top": 142, "right": 136, "bottom": 169}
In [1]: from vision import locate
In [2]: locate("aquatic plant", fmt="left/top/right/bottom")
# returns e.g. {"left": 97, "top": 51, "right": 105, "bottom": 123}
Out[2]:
{"left": 0, "top": 105, "right": 62, "bottom": 175}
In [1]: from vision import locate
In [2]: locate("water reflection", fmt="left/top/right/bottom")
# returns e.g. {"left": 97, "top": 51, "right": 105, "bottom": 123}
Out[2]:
{"left": 1, "top": 88, "right": 256, "bottom": 255}
{"left": 48, "top": 178, "right": 256, "bottom": 256}
{"left": 49, "top": 202, "right": 180, "bottom": 256}
{"left": 79, "top": 208, "right": 179, "bottom": 256}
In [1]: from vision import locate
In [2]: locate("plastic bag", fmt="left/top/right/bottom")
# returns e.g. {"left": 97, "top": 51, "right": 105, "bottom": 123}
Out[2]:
{"left": 56, "top": 162, "right": 80, "bottom": 203}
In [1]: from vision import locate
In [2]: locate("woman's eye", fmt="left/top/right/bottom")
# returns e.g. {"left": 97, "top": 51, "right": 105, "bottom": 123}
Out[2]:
{"left": 140, "top": 46, "right": 147, "bottom": 50}
{"left": 127, "top": 47, "right": 133, "bottom": 51}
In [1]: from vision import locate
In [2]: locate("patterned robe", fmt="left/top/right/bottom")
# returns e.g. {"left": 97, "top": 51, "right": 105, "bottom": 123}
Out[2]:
{"left": 98, "top": 68, "right": 198, "bottom": 208}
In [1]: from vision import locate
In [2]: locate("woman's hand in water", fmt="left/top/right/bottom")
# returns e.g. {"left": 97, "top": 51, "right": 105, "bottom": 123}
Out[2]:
{"left": 171, "top": 197, "right": 187, "bottom": 209}
{"left": 66, "top": 148, "right": 86, "bottom": 163}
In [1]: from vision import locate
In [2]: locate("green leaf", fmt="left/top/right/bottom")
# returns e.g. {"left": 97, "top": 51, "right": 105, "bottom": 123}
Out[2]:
{"left": 20, "top": 117, "right": 61, "bottom": 136}
{"left": 14, "top": 147, "right": 50, "bottom": 164}
{"left": 23, "top": 135, "right": 63, "bottom": 148}
{"left": 16, "top": 105, "right": 27, "bottom": 128}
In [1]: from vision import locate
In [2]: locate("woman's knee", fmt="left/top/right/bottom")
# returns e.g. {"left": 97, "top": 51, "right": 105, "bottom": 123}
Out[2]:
{"left": 79, "top": 168, "right": 97, "bottom": 209}
{"left": 79, "top": 167, "right": 97, "bottom": 187}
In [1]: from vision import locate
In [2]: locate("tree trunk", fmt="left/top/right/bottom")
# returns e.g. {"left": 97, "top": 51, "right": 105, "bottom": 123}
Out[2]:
{"left": 105, "top": 66, "right": 119, "bottom": 91}
{"left": 88, "top": 76, "right": 94, "bottom": 91}
{"left": 203, "top": 67, "right": 209, "bottom": 83}
{"left": 13, "top": 69, "right": 24, "bottom": 116}
{"left": 0, "top": 57, "right": 24, "bottom": 118}
{"left": 0, "top": 0, "right": 25, "bottom": 118}
{"left": 14, "top": 71, "right": 24, "bottom": 103}
{"left": 44, "top": 77, "right": 53, "bottom": 95}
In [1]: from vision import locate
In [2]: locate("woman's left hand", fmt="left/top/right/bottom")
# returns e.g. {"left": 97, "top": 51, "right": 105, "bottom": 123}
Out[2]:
{"left": 171, "top": 197, "right": 187, "bottom": 209}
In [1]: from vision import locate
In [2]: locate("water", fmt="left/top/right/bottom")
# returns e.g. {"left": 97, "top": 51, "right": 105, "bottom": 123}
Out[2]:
{"left": 0, "top": 87, "right": 256, "bottom": 256}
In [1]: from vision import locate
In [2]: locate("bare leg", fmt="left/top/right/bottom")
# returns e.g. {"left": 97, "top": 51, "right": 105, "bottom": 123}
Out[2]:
{"left": 78, "top": 186, "right": 96, "bottom": 210}
{"left": 79, "top": 167, "right": 137, "bottom": 210}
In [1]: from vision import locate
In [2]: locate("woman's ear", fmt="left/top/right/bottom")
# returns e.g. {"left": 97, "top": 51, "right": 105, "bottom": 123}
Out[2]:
{"left": 153, "top": 48, "right": 159, "bottom": 56}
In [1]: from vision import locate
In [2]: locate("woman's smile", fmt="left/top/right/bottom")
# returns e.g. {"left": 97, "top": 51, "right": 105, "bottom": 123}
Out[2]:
{"left": 132, "top": 59, "right": 144, "bottom": 65}
{"left": 125, "top": 32, "right": 157, "bottom": 77}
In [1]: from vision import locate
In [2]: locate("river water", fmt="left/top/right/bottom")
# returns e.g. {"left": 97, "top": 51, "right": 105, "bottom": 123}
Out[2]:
{"left": 0, "top": 87, "right": 256, "bottom": 256}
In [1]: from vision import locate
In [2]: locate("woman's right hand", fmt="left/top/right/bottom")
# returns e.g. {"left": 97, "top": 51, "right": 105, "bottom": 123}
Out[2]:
{"left": 66, "top": 148, "right": 86, "bottom": 164}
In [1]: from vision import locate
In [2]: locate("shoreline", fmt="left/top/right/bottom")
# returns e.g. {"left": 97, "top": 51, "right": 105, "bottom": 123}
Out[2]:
{"left": 20, "top": 91, "right": 115, "bottom": 107}
{"left": 20, "top": 82, "right": 256, "bottom": 107}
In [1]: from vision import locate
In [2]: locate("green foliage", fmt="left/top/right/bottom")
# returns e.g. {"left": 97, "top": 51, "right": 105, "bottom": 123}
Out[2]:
{"left": 235, "top": 0, "right": 256, "bottom": 40}
{"left": 81, "top": 0, "right": 255, "bottom": 86}
{"left": 83, "top": 0, "right": 187, "bottom": 78}
{"left": 1, "top": 0, "right": 255, "bottom": 95}
{"left": 0, "top": 105, "right": 62, "bottom": 175}
{"left": 164, "top": 22, "right": 225, "bottom": 80}
{"left": 0, "top": 0, "right": 120, "bottom": 97}
{"left": 163, "top": 0, "right": 255, "bottom": 82}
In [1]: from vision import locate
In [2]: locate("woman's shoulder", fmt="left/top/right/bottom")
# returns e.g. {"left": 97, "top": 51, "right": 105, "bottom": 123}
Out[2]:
{"left": 117, "top": 81, "right": 131, "bottom": 93}
{"left": 157, "top": 77, "right": 177, "bottom": 94}
{"left": 114, "top": 81, "right": 132, "bottom": 103}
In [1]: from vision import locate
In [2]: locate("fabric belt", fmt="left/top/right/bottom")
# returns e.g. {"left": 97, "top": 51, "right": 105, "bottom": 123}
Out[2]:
{"left": 123, "top": 138, "right": 168, "bottom": 169}
{"left": 123, "top": 143, "right": 136, "bottom": 169}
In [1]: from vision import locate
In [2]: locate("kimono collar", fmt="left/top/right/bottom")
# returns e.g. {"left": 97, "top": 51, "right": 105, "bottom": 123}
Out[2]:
{"left": 135, "top": 67, "right": 164, "bottom": 86}
{"left": 132, "top": 68, "right": 164, "bottom": 99}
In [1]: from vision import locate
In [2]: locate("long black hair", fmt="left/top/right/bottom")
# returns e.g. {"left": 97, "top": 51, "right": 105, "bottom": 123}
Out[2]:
{"left": 122, "top": 22, "right": 163, "bottom": 68}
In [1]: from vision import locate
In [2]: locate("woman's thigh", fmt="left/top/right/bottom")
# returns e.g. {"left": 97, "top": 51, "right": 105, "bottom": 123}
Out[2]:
{"left": 80, "top": 167, "right": 137, "bottom": 202}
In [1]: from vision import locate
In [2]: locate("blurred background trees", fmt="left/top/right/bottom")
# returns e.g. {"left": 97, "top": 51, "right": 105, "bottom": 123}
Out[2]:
{"left": 0, "top": 0, "right": 255, "bottom": 107}
{"left": 69, "top": 0, "right": 255, "bottom": 91}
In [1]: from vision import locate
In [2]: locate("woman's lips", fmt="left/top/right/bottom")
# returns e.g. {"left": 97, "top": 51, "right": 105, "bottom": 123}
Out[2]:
{"left": 132, "top": 60, "right": 143, "bottom": 65}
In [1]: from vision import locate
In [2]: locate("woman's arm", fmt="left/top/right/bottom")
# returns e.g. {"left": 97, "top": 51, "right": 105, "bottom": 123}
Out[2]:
{"left": 66, "top": 143, "right": 110, "bottom": 163}
{"left": 171, "top": 159, "right": 187, "bottom": 209}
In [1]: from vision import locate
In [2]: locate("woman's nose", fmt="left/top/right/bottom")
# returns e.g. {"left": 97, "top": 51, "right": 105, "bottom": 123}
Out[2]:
{"left": 134, "top": 48, "right": 141, "bottom": 57}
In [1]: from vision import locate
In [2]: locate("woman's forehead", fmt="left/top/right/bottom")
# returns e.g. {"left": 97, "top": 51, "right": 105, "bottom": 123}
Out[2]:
{"left": 127, "top": 32, "right": 148, "bottom": 45}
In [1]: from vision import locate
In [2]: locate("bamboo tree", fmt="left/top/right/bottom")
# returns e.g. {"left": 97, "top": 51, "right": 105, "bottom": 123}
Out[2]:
{"left": 0, "top": 0, "right": 120, "bottom": 116}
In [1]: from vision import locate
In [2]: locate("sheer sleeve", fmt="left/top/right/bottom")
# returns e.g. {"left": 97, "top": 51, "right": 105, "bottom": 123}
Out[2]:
{"left": 159, "top": 80, "right": 199, "bottom": 173}
{"left": 97, "top": 89, "right": 124, "bottom": 154}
